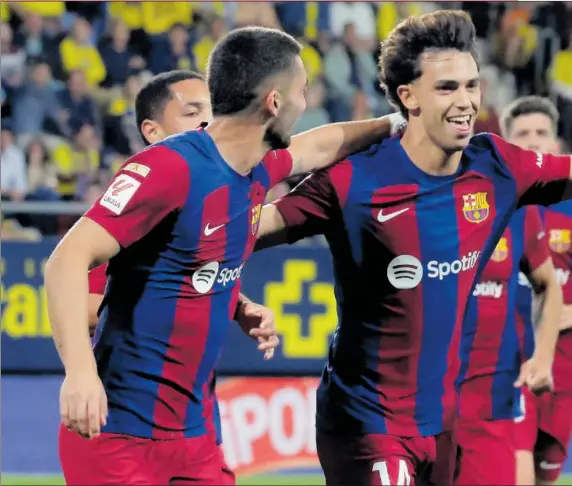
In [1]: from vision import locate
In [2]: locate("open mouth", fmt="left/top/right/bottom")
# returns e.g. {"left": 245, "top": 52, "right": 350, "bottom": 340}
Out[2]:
{"left": 446, "top": 115, "right": 472, "bottom": 132}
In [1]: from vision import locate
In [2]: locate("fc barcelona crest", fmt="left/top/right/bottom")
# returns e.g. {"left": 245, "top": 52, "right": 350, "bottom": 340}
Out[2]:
{"left": 490, "top": 237, "right": 509, "bottom": 262}
{"left": 549, "top": 229, "right": 571, "bottom": 253}
{"left": 251, "top": 204, "right": 262, "bottom": 235}
{"left": 462, "top": 192, "right": 490, "bottom": 223}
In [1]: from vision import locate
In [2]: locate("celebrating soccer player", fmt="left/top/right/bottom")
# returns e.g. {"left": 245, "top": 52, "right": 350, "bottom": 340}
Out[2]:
{"left": 502, "top": 96, "right": 572, "bottom": 486}
{"left": 85, "top": 70, "right": 273, "bottom": 486}
{"left": 46, "top": 27, "right": 402, "bottom": 485}
{"left": 455, "top": 189, "right": 559, "bottom": 483}
{"left": 254, "top": 11, "right": 572, "bottom": 485}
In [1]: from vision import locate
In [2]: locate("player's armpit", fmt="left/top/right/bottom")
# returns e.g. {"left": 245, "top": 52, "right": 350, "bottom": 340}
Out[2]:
{"left": 254, "top": 203, "right": 289, "bottom": 251}
{"left": 528, "top": 258, "right": 562, "bottom": 363}
{"left": 286, "top": 113, "right": 404, "bottom": 177}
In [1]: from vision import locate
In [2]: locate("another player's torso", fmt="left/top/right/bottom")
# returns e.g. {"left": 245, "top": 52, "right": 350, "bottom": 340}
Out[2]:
{"left": 94, "top": 134, "right": 271, "bottom": 439}
{"left": 541, "top": 202, "right": 572, "bottom": 393}
{"left": 318, "top": 135, "right": 518, "bottom": 437}
{"left": 459, "top": 211, "right": 525, "bottom": 420}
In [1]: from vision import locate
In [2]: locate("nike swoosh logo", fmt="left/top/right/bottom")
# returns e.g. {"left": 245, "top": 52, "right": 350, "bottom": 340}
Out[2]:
{"left": 377, "top": 207, "right": 409, "bottom": 223}
{"left": 539, "top": 461, "right": 561, "bottom": 470}
{"left": 204, "top": 223, "right": 224, "bottom": 236}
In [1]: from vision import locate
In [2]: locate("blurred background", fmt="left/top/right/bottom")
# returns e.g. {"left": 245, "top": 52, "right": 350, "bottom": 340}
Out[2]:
{"left": 2, "top": 1, "right": 572, "bottom": 484}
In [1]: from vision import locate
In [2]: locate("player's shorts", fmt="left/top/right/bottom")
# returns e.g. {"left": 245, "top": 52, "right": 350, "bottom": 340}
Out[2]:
{"left": 217, "top": 444, "right": 236, "bottom": 485}
{"left": 59, "top": 423, "right": 227, "bottom": 485}
{"left": 513, "top": 387, "right": 572, "bottom": 482}
{"left": 316, "top": 429, "right": 457, "bottom": 486}
{"left": 455, "top": 417, "right": 515, "bottom": 485}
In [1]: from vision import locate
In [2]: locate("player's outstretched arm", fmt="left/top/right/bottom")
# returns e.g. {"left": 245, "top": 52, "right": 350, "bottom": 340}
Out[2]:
{"left": 287, "top": 113, "right": 405, "bottom": 177}
{"left": 256, "top": 167, "right": 340, "bottom": 251}
{"left": 517, "top": 258, "right": 562, "bottom": 395}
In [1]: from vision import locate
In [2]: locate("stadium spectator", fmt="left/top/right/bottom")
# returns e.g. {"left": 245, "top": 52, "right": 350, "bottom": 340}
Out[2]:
{"left": 103, "top": 72, "right": 144, "bottom": 156}
{"left": 12, "top": 13, "right": 45, "bottom": 61}
{"left": 330, "top": 2, "right": 376, "bottom": 49}
{"left": 140, "top": 2, "right": 192, "bottom": 37}
{"left": 149, "top": 23, "right": 195, "bottom": 74}
{"left": 193, "top": 15, "right": 227, "bottom": 74}
{"left": 324, "top": 22, "right": 379, "bottom": 122}
{"left": 58, "top": 70, "right": 100, "bottom": 138}
{"left": 11, "top": 61, "right": 64, "bottom": 147}
{"left": 1, "top": 127, "right": 27, "bottom": 201}
{"left": 549, "top": 32, "right": 572, "bottom": 140}
{"left": 52, "top": 123, "right": 101, "bottom": 200}
{"left": 59, "top": 16, "right": 106, "bottom": 88}
{"left": 98, "top": 20, "right": 144, "bottom": 88}
{"left": 274, "top": 2, "right": 330, "bottom": 40}
{"left": 25, "top": 139, "right": 58, "bottom": 198}
{"left": 300, "top": 39, "right": 323, "bottom": 86}
{"left": 0, "top": 22, "right": 27, "bottom": 88}
{"left": 234, "top": 2, "right": 282, "bottom": 29}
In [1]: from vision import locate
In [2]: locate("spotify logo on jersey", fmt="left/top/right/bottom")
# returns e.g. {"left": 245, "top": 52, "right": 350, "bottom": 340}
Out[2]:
{"left": 192, "top": 261, "right": 220, "bottom": 294}
{"left": 387, "top": 255, "right": 423, "bottom": 290}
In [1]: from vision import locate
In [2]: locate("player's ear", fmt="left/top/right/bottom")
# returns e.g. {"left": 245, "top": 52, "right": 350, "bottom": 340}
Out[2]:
{"left": 264, "top": 89, "right": 281, "bottom": 118}
{"left": 397, "top": 84, "right": 419, "bottom": 112}
{"left": 140, "top": 120, "right": 164, "bottom": 145}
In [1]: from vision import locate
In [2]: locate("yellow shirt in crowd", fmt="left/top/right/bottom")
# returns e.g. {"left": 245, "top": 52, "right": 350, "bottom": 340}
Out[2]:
{"left": 59, "top": 37, "right": 107, "bottom": 88}
{"left": 109, "top": 1, "right": 192, "bottom": 35}
{"left": 15, "top": 1, "right": 65, "bottom": 17}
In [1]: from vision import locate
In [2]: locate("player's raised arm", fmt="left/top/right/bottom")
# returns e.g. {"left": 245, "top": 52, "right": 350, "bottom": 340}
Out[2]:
{"left": 286, "top": 113, "right": 405, "bottom": 177}
{"left": 487, "top": 134, "right": 572, "bottom": 206}
{"left": 517, "top": 206, "right": 562, "bottom": 394}
{"left": 45, "top": 146, "right": 189, "bottom": 438}
{"left": 255, "top": 163, "right": 347, "bottom": 251}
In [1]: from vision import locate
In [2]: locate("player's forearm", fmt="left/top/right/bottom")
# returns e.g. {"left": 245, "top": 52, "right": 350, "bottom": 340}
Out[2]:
{"left": 533, "top": 278, "right": 562, "bottom": 363}
{"left": 45, "top": 253, "right": 97, "bottom": 373}
{"left": 290, "top": 113, "right": 404, "bottom": 175}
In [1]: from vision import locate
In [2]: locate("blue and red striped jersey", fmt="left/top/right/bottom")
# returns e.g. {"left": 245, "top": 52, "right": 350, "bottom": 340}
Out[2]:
{"left": 85, "top": 129, "right": 293, "bottom": 439}
{"left": 458, "top": 206, "right": 549, "bottom": 421}
{"left": 516, "top": 200, "right": 572, "bottom": 393}
{"left": 274, "top": 133, "right": 570, "bottom": 437}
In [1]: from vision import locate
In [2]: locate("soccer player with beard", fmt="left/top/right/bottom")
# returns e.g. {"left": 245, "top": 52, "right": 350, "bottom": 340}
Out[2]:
{"left": 46, "top": 27, "right": 402, "bottom": 485}
{"left": 253, "top": 11, "right": 572, "bottom": 485}
{"left": 86, "top": 69, "right": 280, "bottom": 486}
{"left": 503, "top": 96, "right": 572, "bottom": 486}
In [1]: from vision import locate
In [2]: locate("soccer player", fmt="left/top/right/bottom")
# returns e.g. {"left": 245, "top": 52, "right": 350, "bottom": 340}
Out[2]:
{"left": 86, "top": 70, "right": 272, "bottom": 486}
{"left": 253, "top": 11, "right": 571, "bottom": 485}
{"left": 46, "top": 27, "right": 402, "bottom": 485}
{"left": 455, "top": 204, "right": 558, "bottom": 485}
{"left": 505, "top": 96, "right": 572, "bottom": 486}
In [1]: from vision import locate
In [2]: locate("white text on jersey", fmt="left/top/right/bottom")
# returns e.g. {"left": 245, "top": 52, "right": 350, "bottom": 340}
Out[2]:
{"left": 473, "top": 281, "right": 503, "bottom": 298}
{"left": 426, "top": 251, "right": 481, "bottom": 281}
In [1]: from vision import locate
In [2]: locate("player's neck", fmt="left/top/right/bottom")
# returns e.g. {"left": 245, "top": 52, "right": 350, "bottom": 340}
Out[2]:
{"left": 206, "top": 116, "right": 271, "bottom": 176}
{"left": 400, "top": 127, "right": 463, "bottom": 176}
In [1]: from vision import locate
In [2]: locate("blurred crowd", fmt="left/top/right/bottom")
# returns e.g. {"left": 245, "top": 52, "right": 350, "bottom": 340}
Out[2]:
{"left": 1, "top": 1, "right": 572, "bottom": 239}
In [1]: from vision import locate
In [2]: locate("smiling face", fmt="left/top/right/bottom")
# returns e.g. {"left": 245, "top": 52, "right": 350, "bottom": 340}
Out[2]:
{"left": 400, "top": 49, "right": 481, "bottom": 153}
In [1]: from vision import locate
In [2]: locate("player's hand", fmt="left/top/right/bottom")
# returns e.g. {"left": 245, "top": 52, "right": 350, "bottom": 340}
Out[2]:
{"left": 236, "top": 301, "right": 279, "bottom": 360}
{"left": 514, "top": 357, "right": 554, "bottom": 396}
{"left": 60, "top": 369, "right": 108, "bottom": 439}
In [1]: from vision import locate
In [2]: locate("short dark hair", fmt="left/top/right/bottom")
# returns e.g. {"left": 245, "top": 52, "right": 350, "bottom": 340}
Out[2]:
{"left": 500, "top": 96, "right": 559, "bottom": 138}
{"left": 135, "top": 70, "right": 205, "bottom": 143}
{"left": 207, "top": 26, "right": 302, "bottom": 116}
{"left": 379, "top": 10, "right": 478, "bottom": 116}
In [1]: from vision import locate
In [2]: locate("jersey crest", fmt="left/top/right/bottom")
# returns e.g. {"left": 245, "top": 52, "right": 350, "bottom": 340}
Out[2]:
{"left": 490, "top": 236, "right": 509, "bottom": 262}
{"left": 251, "top": 204, "right": 262, "bottom": 235}
{"left": 462, "top": 192, "right": 490, "bottom": 224}
{"left": 549, "top": 229, "right": 571, "bottom": 253}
